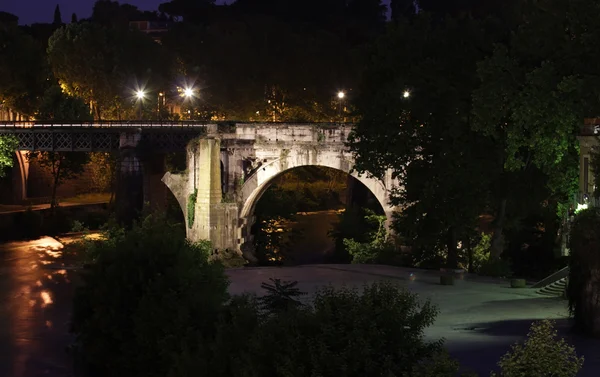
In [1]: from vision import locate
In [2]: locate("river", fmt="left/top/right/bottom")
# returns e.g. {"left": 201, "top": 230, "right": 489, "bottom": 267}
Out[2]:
{"left": 280, "top": 209, "right": 341, "bottom": 265}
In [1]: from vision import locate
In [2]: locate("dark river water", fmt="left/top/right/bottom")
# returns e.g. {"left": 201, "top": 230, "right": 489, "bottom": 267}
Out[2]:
{"left": 281, "top": 209, "right": 341, "bottom": 265}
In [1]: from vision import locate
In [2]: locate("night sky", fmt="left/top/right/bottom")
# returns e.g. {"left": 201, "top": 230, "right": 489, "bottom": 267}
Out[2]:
{"left": 2, "top": 0, "right": 391, "bottom": 25}
{"left": 1, "top": 0, "right": 224, "bottom": 25}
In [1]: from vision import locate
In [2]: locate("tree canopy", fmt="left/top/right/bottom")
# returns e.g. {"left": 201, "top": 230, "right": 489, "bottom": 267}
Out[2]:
{"left": 47, "top": 21, "right": 173, "bottom": 119}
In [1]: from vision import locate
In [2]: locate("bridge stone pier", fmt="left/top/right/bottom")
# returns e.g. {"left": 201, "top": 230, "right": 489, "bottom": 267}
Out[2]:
{"left": 162, "top": 123, "right": 399, "bottom": 261}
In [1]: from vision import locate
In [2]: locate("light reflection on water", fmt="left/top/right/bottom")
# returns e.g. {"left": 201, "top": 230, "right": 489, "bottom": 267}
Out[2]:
{"left": 40, "top": 291, "right": 53, "bottom": 307}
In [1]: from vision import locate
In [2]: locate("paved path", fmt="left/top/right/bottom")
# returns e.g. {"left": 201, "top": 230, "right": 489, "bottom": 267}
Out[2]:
{"left": 228, "top": 265, "right": 597, "bottom": 376}
{"left": 0, "top": 200, "right": 108, "bottom": 215}
{"left": 1, "top": 238, "right": 598, "bottom": 376}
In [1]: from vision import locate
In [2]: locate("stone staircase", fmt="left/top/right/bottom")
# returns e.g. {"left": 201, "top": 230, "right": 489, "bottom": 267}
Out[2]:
{"left": 536, "top": 277, "right": 567, "bottom": 297}
{"left": 532, "top": 267, "right": 569, "bottom": 298}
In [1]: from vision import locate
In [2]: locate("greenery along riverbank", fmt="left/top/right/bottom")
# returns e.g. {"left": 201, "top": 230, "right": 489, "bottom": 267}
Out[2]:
{"left": 69, "top": 213, "right": 584, "bottom": 377}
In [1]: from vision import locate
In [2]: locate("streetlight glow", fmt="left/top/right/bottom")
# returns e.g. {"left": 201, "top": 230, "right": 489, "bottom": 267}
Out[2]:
{"left": 337, "top": 91, "right": 345, "bottom": 99}
{"left": 403, "top": 90, "right": 411, "bottom": 98}
{"left": 136, "top": 90, "right": 146, "bottom": 100}
{"left": 184, "top": 87, "right": 194, "bottom": 98}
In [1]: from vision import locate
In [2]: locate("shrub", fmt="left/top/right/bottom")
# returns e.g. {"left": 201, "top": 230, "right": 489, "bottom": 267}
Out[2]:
{"left": 344, "top": 210, "right": 397, "bottom": 265}
{"left": 70, "top": 214, "right": 229, "bottom": 377}
{"left": 210, "top": 246, "right": 247, "bottom": 268}
{"left": 510, "top": 279, "right": 527, "bottom": 288}
{"left": 258, "top": 278, "right": 306, "bottom": 314}
{"left": 440, "top": 275, "right": 455, "bottom": 285}
{"left": 70, "top": 220, "right": 88, "bottom": 233}
{"left": 470, "top": 233, "right": 491, "bottom": 272}
{"left": 491, "top": 320, "right": 583, "bottom": 377}
{"left": 478, "top": 257, "right": 512, "bottom": 278}
{"left": 567, "top": 207, "right": 600, "bottom": 336}
{"left": 210, "top": 281, "right": 446, "bottom": 377}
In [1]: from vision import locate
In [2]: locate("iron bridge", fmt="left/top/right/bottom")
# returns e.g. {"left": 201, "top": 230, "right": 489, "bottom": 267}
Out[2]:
{"left": 0, "top": 121, "right": 209, "bottom": 152}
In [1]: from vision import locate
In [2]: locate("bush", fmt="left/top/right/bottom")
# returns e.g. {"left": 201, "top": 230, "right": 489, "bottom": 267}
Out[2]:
{"left": 567, "top": 207, "right": 600, "bottom": 336}
{"left": 478, "top": 257, "right": 512, "bottom": 278}
{"left": 491, "top": 320, "right": 583, "bottom": 377}
{"left": 510, "top": 279, "right": 527, "bottom": 288}
{"left": 70, "top": 214, "right": 229, "bottom": 377}
{"left": 440, "top": 275, "right": 455, "bottom": 286}
{"left": 344, "top": 210, "right": 398, "bottom": 265}
{"left": 201, "top": 281, "right": 448, "bottom": 377}
{"left": 470, "top": 233, "right": 491, "bottom": 272}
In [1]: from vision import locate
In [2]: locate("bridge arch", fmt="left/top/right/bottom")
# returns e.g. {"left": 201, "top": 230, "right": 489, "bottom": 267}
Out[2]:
{"left": 238, "top": 150, "right": 394, "bottom": 245}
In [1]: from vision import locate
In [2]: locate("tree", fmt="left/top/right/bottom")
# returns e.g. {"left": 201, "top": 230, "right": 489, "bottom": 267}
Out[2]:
{"left": 159, "top": 0, "right": 216, "bottom": 23}
{"left": 191, "top": 281, "right": 450, "bottom": 377}
{"left": 71, "top": 214, "right": 229, "bottom": 377}
{"left": 53, "top": 4, "right": 63, "bottom": 25}
{"left": 349, "top": 15, "right": 496, "bottom": 268}
{"left": 391, "top": 0, "right": 416, "bottom": 21}
{"left": 0, "top": 23, "right": 47, "bottom": 117}
{"left": 48, "top": 22, "right": 173, "bottom": 119}
{"left": 29, "top": 85, "right": 92, "bottom": 207}
{"left": 471, "top": 0, "right": 596, "bottom": 258}
{"left": 0, "top": 135, "right": 18, "bottom": 178}
{"left": 567, "top": 208, "right": 600, "bottom": 336}
{"left": 0, "top": 11, "right": 18, "bottom": 25}
{"left": 71, "top": 13, "right": 78, "bottom": 23}
{"left": 37, "top": 85, "right": 92, "bottom": 121}
{"left": 26, "top": 151, "right": 89, "bottom": 208}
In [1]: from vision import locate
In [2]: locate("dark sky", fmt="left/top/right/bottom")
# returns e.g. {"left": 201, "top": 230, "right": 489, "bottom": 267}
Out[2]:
{"left": 2, "top": 0, "right": 391, "bottom": 25}
{"left": 1, "top": 0, "right": 223, "bottom": 25}
{"left": 0, "top": 0, "right": 389, "bottom": 25}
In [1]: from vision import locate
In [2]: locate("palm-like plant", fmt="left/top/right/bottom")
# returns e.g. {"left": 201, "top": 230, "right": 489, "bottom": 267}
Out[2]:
{"left": 258, "top": 278, "right": 306, "bottom": 314}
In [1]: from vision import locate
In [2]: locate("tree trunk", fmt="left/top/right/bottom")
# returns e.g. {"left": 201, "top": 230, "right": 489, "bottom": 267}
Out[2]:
{"left": 446, "top": 226, "right": 458, "bottom": 269}
{"left": 51, "top": 160, "right": 61, "bottom": 211}
{"left": 490, "top": 198, "right": 507, "bottom": 259}
{"left": 466, "top": 236, "right": 474, "bottom": 273}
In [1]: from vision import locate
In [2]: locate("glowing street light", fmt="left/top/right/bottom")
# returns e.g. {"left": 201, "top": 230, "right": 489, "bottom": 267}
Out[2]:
{"left": 184, "top": 87, "right": 194, "bottom": 98}
{"left": 337, "top": 91, "right": 346, "bottom": 122}
{"left": 134, "top": 90, "right": 146, "bottom": 120}
{"left": 403, "top": 90, "right": 411, "bottom": 99}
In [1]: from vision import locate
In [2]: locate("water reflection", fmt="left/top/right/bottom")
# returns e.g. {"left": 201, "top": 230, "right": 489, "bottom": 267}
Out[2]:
{"left": 40, "top": 291, "right": 53, "bottom": 307}
{"left": 1, "top": 236, "right": 76, "bottom": 376}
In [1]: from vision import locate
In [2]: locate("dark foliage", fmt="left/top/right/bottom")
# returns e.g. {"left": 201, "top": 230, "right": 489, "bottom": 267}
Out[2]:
{"left": 71, "top": 214, "right": 229, "bottom": 377}
{"left": 567, "top": 208, "right": 600, "bottom": 336}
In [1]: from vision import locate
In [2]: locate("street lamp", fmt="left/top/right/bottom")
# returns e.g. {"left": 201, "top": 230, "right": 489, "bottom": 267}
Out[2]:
{"left": 158, "top": 92, "right": 165, "bottom": 121}
{"left": 337, "top": 91, "right": 345, "bottom": 121}
{"left": 184, "top": 87, "right": 194, "bottom": 98}
{"left": 403, "top": 90, "right": 411, "bottom": 99}
{"left": 135, "top": 90, "right": 146, "bottom": 120}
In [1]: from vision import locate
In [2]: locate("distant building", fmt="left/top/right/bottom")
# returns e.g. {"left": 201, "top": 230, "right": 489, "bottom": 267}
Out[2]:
{"left": 129, "top": 20, "right": 170, "bottom": 43}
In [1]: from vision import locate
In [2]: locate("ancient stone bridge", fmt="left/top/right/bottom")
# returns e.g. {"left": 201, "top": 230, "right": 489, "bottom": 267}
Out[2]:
{"left": 161, "top": 123, "right": 398, "bottom": 260}
{"left": 1, "top": 122, "right": 399, "bottom": 260}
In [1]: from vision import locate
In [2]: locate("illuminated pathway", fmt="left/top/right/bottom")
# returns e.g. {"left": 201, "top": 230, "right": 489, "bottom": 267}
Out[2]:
{"left": 1, "top": 238, "right": 599, "bottom": 376}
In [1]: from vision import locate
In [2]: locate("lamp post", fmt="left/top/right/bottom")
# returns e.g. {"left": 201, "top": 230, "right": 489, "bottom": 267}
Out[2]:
{"left": 403, "top": 90, "right": 411, "bottom": 99}
{"left": 182, "top": 87, "right": 195, "bottom": 120}
{"left": 136, "top": 90, "right": 145, "bottom": 120}
{"left": 337, "top": 91, "right": 345, "bottom": 122}
{"left": 158, "top": 92, "right": 165, "bottom": 121}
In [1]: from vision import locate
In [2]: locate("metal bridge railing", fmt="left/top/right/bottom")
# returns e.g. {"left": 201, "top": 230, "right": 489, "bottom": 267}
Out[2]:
{"left": 0, "top": 121, "right": 211, "bottom": 128}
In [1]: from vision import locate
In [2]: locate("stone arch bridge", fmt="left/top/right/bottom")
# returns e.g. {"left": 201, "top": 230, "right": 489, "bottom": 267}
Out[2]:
{"left": 0, "top": 122, "right": 399, "bottom": 259}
